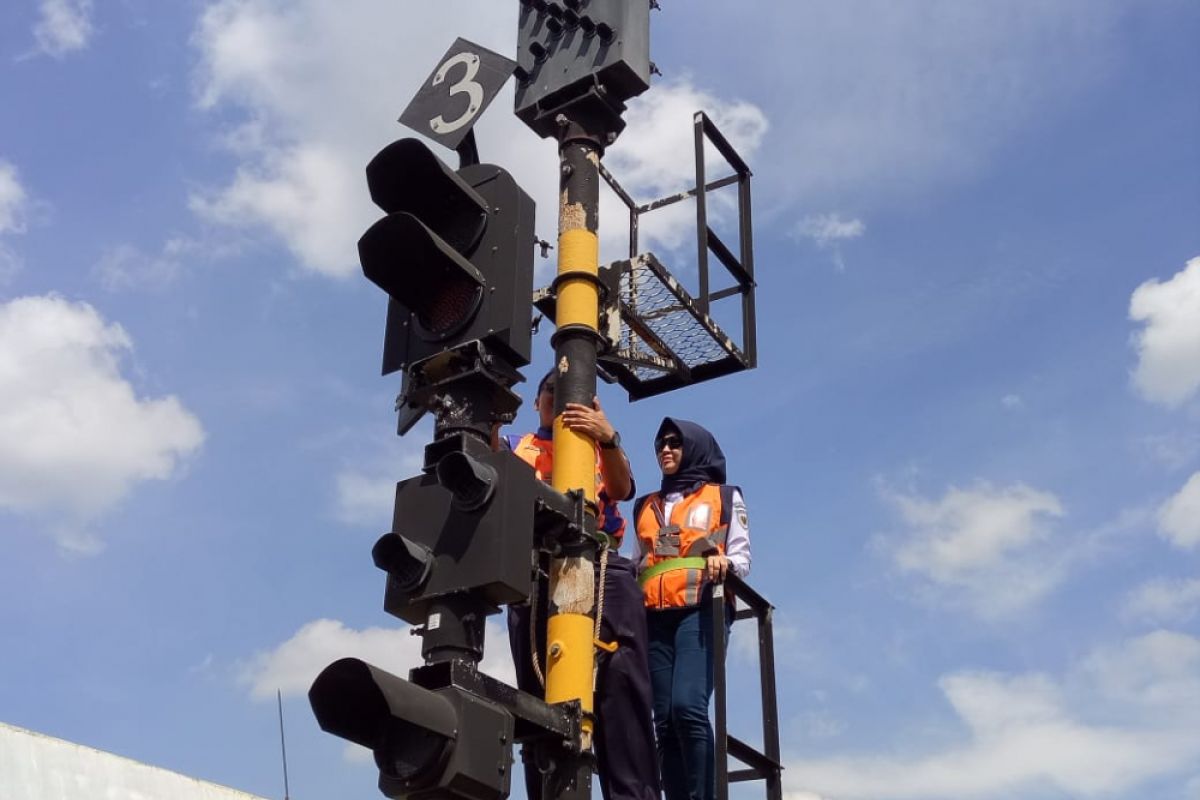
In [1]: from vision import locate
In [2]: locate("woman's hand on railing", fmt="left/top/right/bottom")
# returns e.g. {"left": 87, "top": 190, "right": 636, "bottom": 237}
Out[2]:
{"left": 706, "top": 554, "right": 731, "bottom": 582}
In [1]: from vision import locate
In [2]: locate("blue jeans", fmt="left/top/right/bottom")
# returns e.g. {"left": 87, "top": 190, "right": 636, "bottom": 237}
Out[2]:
{"left": 647, "top": 597, "right": 728, "bottom": 800}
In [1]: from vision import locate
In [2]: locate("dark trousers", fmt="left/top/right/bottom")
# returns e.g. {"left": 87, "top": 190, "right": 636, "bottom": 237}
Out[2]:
{"left": 508, "top": 553, "right": 660, "bottom": 800}
{"left": 646, "top": 596, "right": 727, "bottom": 800}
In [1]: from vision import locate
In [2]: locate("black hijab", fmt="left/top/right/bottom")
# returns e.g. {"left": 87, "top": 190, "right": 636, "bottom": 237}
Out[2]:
{"left": 657, "top": 417, "right": 727, "bottom": 496}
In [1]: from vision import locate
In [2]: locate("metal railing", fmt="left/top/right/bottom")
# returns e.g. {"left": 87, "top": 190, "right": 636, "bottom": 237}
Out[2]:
{"left": 711, "top": 574, "right": 782, "bottom": 800}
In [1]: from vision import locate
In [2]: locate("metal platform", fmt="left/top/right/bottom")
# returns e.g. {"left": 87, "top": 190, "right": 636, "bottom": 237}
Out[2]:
{"left": 535, "top": 111, "right": 757, "bottom": 400}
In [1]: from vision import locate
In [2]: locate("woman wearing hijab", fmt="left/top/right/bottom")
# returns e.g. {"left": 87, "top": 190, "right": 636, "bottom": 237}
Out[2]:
{"left": 632, "top": 418, "right": 751, "bottom": 800}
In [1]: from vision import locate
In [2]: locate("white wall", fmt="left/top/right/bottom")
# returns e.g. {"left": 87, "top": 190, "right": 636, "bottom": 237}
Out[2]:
{"left": 0, "top": 722, "right": 268, "bottom": 800}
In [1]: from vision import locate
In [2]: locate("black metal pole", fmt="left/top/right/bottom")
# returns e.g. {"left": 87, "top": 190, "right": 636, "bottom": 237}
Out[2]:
{"left": 542, "top": 124, "right": 608, "bottom": 800}
{"left": 277, "top": 689, "right": 291, "bottom": 800}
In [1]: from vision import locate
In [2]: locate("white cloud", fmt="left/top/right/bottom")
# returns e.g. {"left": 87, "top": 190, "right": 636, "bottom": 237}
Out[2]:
{"left": 0, "top": 245, "right": 21, "bottom": 284}
{"left": 1136, "top": 431, "right": 1200, "bottom": 470}
{"left": 0, "top": 161, "right": 30, "bottom": 283}
{"left": 333, "top": 441, "right": 424, "bottom": 528}
{"left": 0, "top": 295, "right": 205, "bottom": 553}
{"left": 1001, "top": 394, "right": 1023, "bottom": 409}
{"left": 1123, "top": 577, "right": 1200, "bottom": 625}
{"left": 792, "top": 213, "right": 866, "bottom": 271}
{"left": 1131, "top": 580, "right": 1200, "bottom": 631}
{"left": 188, "top": 143, "right": 369, "bottom": 277}
{"left": 714, "top": 2, "right": 1127, "bottom": 210}
{"left": 0, "top": 161, "right": 30, "bottom": 235}
{"left": 1157, "top": 471, "right": 1200, "bottom": 550}
{"left": 787, "top": 631, "right": 1200, "bottom": 800}
{"left": 189, "top": 0, "right": 477, "bottom": 277}
{"left": 1078, "top": 630, "right": 1200, "bottom": 720}
{"left": 1130, "top": 256, "right": 1200, "bottom": 408}
{"left": 794, "top": 214, "right": 866, "bottom": 248}
{"left": 880, "top": 481, "right": 1066, "bottom": 618}
{"left": 187, "top": 1, "right": 1147, "bottom": 282}
{"left": 91, "top": 240, "right": 191, "bottom": 292}
{"left": 241, "top": 617, "right": 517, "bottom": 701}
{"left": 792, "top": 710, "right": 846, "bottom": 741}
{"left": 610, "top": 83, "right": 768, "bottom": 203}
{"left": 189, "top": 1, "right": 767, "bottom": 279}
{"left": 603, "top": 83, "right": 768, "bottom": 261}
{"left": 240, "top": 619, "right": 420, "bottom": 701}
{"left": 891, "top": 482, "right": 1063, "bottom": 571}
{"left": 334, "top": 471, "right": 396, "bottom": 528}
{"left": 32, "top": 0, "right": 95, "bottom": 58}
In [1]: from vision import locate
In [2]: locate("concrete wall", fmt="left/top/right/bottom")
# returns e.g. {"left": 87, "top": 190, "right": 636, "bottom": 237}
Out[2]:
{"left": 0, "top": 722, "right": 268, "bottom": 800}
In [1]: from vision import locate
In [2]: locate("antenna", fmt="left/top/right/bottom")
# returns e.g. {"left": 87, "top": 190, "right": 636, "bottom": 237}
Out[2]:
{"left": 277, "top": 689, "right": 291, "bottom": 800}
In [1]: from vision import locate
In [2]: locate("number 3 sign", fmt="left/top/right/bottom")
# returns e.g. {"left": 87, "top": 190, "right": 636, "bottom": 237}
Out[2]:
{"left": 399, "top": 37, "right": 517, "bottom": 151}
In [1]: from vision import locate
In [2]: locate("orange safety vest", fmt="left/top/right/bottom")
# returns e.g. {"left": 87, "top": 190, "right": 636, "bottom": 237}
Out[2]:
{"left": 511, "top": 432, "right": 626, "bottom": 547}
{"left": 634, "top": 483, "right": 734, "bottom": 609}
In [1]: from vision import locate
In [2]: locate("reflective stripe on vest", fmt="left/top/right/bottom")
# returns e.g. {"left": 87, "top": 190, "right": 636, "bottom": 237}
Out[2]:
{"left": 637, "top": 557, "right": 707, "bottom": 586}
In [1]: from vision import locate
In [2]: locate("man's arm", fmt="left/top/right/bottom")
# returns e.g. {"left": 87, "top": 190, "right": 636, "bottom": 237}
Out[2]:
{"left": 561, "top": 396, "right": 633, "bottom": 501}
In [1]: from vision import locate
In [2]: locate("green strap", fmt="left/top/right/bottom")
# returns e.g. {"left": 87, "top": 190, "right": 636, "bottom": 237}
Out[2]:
{"left": 638, "top": 557, "right": 707, "bottom": 587}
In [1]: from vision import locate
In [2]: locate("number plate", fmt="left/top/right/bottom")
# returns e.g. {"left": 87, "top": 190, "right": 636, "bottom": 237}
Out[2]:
{"left": 399, "top": 37, "right": 517, "bottom": 150}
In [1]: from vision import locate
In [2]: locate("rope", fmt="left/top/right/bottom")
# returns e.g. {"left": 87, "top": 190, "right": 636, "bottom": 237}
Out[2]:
{"left": 530, "top": 565, "right": 545, "bottom": 689}
{"left": 595, "top": 544, "right": 609, "bottom": 643}
{"left": 593, "top": 543, "right": 610, "bottom": 692}
{"left": 530, "top": 542, "right": 610, "bottom": 692}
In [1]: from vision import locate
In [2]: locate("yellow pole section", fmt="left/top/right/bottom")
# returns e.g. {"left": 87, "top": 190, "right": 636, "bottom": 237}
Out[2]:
{"left": 547, "top": 156, "right": 601, "bottom": 749}
{"left": 550, "top": 228, "right": 599, "bottom": 504}
{"left": 551, "top": 418, "right": 596, "bottom": 505}
{"left": 543, "top": 613, "right": 595, "bottom": 711}
{"left": 554, "top": 229, "right": 600, "bottom": 326}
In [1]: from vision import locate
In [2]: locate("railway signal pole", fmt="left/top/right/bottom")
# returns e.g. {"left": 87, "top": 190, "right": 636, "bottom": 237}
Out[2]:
{"left": 514, "top": 3, "right": 652, "bottom": 797}
{"left": 309, "top": 5, "right": 771, "bottom": 800}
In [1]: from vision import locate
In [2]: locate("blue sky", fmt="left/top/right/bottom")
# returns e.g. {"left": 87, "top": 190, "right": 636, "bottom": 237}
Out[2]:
{"left": 1, "top": 2, "right": 1199, "bottom": 799}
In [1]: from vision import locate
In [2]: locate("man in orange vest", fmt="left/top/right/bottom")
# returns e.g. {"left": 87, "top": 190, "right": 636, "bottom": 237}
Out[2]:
{"left": 501, "top": 370, "right": 660, "bottom": 800}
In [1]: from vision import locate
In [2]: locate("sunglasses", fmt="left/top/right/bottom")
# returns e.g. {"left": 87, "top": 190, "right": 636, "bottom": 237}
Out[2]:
{"left": 655, "top": 434, "right": 682, "bottom": 452}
